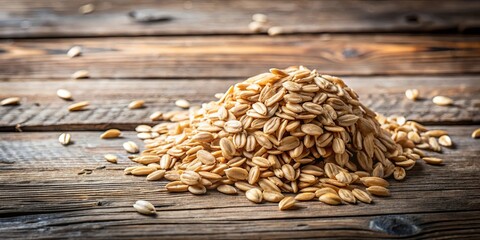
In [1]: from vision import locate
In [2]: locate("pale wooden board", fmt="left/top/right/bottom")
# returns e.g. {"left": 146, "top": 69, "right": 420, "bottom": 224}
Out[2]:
{"left": 0, "top": 126, "right": 479, "bottom": 238}
{"left": 1, "top": 0, "right": 479, "bottom": 38}
{"left": 1, "top": 35, "right": 480, "bottom": 80}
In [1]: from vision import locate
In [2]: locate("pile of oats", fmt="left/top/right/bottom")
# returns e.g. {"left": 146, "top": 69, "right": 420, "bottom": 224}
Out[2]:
{"left": 125, "top": 66, "right": 448, "bottom": 210}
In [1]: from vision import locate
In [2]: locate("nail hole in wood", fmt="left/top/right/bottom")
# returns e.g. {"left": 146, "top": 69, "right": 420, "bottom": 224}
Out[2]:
{"left": 96, "top": 200, "right": 108, "bottom": 206}
{"left": 128, "top": 10, "right": 172, "bottom": 23}
{"left": 296, "top": 223, "right": 309, "bottom": 229}
{"left": 404, "top": 14, "right": 420, "bottom": 24}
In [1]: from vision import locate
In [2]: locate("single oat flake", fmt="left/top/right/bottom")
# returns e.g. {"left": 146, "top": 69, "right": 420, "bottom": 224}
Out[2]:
{"left": 57, "top": 89, "right": 73, "bottom": 100}
{"left": 67, "top": 46, "right": 82, "bottom": 58}
{"left": 0, "top": 97, "right": 20, "bottom": 106}
{"left": 133, "top": 200, "right": 156, "bottom": 215}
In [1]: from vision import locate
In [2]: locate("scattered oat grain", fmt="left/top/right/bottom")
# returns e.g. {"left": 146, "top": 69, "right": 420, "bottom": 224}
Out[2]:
{"left": 246, "top": 188, "right": 263, "bottom": 203}
{"left": 133, "top": 200, "right": 156, "bottom": 215}
{"left": 71, "top": 70, "right": 90, "bottom": 79}
{"left": 123, "top": 141, "right": 139, "bottom": 153}
{"left": 0, "top": 97, "right": 20, "bottom": 106}
{"left": 68, "top": 101, "right": 89, "bottom": 111}
{"left": 100, "top": 129, "right": 122, "bottom": 139}
{"left": 295, "top": 192, "right": 315, "bottom": 201}
{"left": 149, "top": 111, "right": 163, "bottom": 121}
{"left": 423, "top": 157, "right": 443, "bottom": 165}
{"left": 58, "top": 133, "right": 71, "bottom": 145}
{"left": 57, "top": 89, "right": 72, "bottom": 100}
{"left": 473, "top": 128, "right": 480, "bottom": 139}
{"left": 248, "top": 21, "right": 263, "bottom": 32}
{"left": 128, "top": 100, "right": 145, "bottom": 109}
{"left": 267, "top": 26, "right": 283, "bottom": 36}
{"left": 104, "top": 154, "right": 118, "bottom": 163}
{"left": 67, "top": 46, "right": 82, "bottom": 58}
{"left": 278, "top": 196, "right": 296, "bottom": 210}
{"left": 352, "top": 189, "right": 372, "bottom": 203}
{"left": 432, "top": 96, "right": 453, "bottom": 106}
{"left": 366, "top": 186, "right": 390, "bottom": 197}
{"left": 217, "top": 184, "right": 238, "bottom": 195}
{"left": 405, "top": 89, "right": 419, "bottom": 101}
{"left": 438, "top": 135, "right": 452, "bottom": 147}
{"left": 319, "top": 193, "right": 342, "bottom": 205}
{"left": 175, "top": 99, "right": 190, "bottom": 109}
{"left": 79, "top": 3, "right": 95, "bottom": 14}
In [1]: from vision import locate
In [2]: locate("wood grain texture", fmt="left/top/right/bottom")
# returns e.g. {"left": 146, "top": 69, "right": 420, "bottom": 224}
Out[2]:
{"left": 1, "top": 0, "right": 479, "bottom": 38}
{"left": 0, "top": 126, "right": 479, "bottom": 239}
{"left": 1, "top": 35, "right": 480, "bottom": 79}
{"left": 0, "top": 76, "right": 479, "bottom": 131}
{"left": 0, "top": 1, "right": 478, "bottom": 238}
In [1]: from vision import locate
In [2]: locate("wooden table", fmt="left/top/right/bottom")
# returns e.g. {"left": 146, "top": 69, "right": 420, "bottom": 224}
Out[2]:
{"left": 1, "top": 1, "right": 479, "bottom": 239}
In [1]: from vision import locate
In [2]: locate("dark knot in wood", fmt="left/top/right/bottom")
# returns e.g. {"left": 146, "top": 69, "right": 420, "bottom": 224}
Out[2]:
{"left": 404, "top": 14, "right": 420, "bottom": 24}
{"left": 369, "top": 215, "right": 421, "bottom": 236}
{"left": 128, "top": 10, "right": 172, "bottom": 23}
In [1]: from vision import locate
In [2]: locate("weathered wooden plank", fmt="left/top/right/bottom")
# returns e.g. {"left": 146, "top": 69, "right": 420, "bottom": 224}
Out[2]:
{"left": 0, "top": 207, "right": 479, "bottom": 239}
{"left": 0, "top": 126, "right": 479, "bottom": 238}
{"left": 3, "top": 126, "right": 476, "bottom": 168}
{"left": 0, "top": 208, "right": 478, "bottom": 239}
{"left": 1, "top": 35, "right": 480, "bottom": 79}
{"left": 0, "top": 76, "right": 478, "bottom": 131}
{"left": 1, "top": 0, "right": 479, "bottom": 38}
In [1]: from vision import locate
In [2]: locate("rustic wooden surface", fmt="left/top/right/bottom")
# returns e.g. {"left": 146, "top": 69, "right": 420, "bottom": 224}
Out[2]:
{"left": 0, "top": 0, "right": 479, "bottom": 239}
{"left": 1, "top": 35, "right": 480, "bottom": 79}
{"left": 0, "top": 76, "right": 479, "bottom": 131}
{"left": 1, "top": 0, "right": 480, "bottom": 38}
{"left": 0, "top": 126, "right": 479, "bottom": 239}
